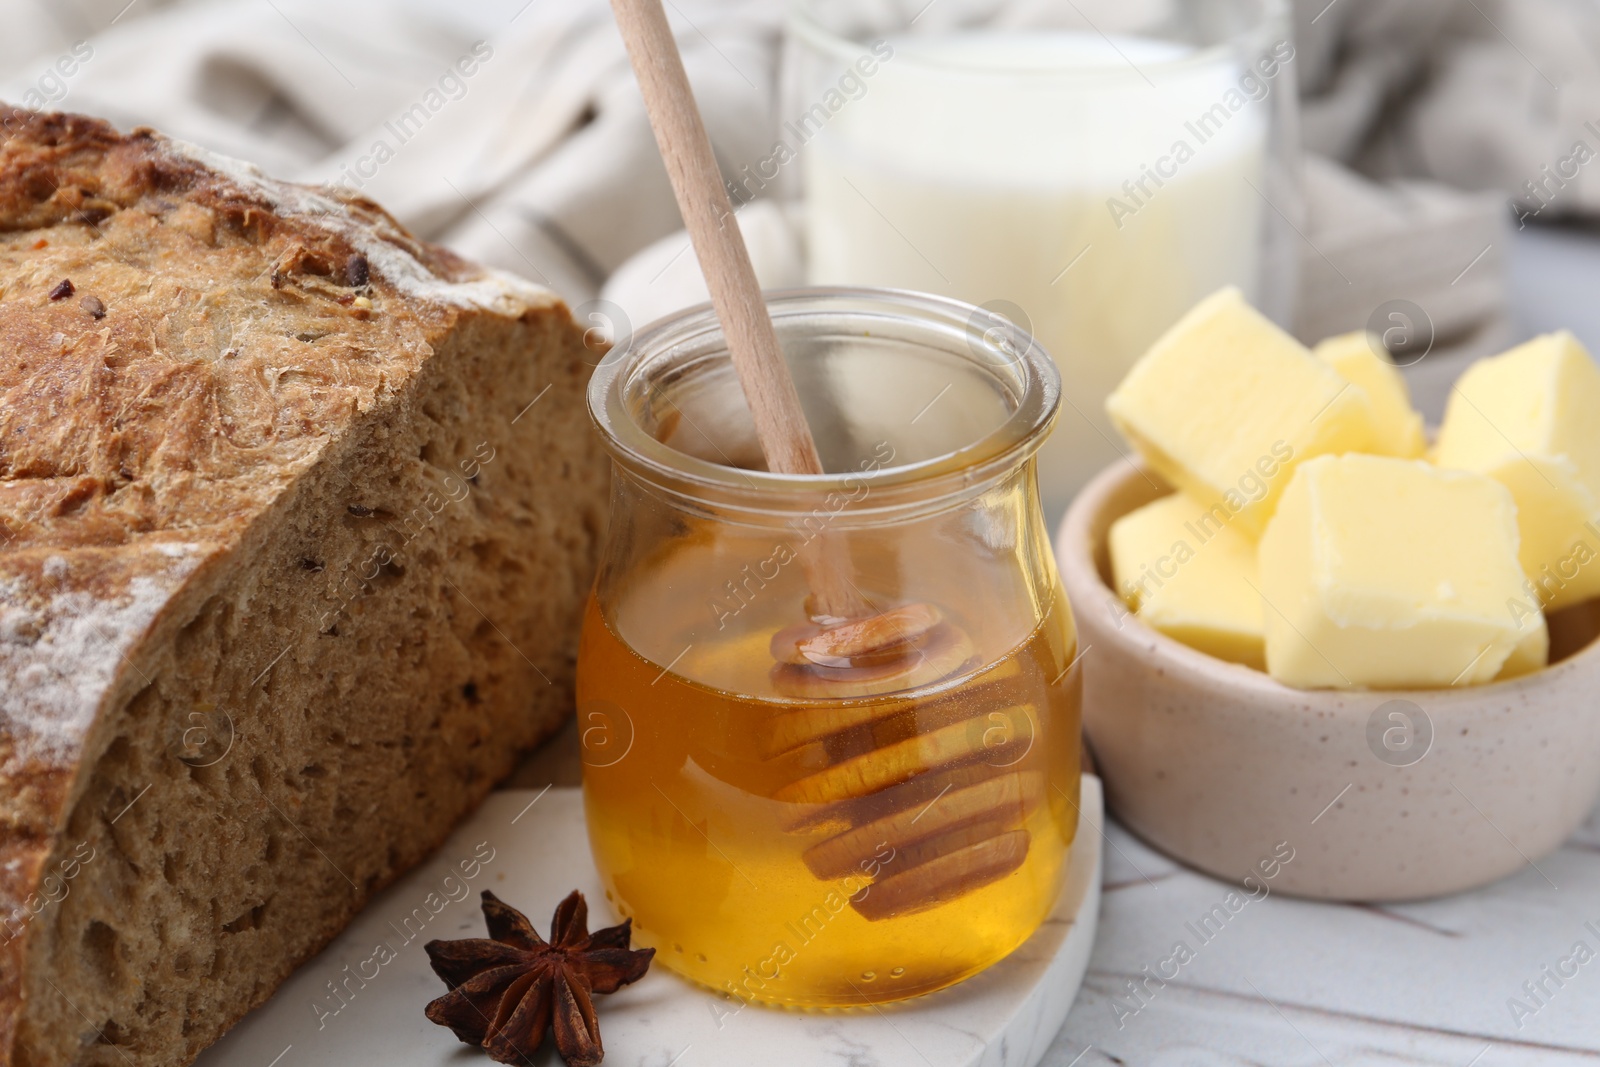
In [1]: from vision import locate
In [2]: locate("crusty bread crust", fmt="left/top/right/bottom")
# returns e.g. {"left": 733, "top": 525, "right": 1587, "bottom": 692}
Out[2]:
{"left": 0, "top": 110, "right": 604, "bottom": 1064}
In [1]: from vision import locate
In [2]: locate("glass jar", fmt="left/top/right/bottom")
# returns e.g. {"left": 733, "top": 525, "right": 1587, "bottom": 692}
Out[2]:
{"left": 783, "top": 0, "right": 1300, "bottom": 521}
{"left": 578, "top": 289, "right": 1081, "bottom": 1008}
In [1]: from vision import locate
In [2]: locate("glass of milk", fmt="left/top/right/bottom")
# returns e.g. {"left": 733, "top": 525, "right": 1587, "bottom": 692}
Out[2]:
{"left": 781, "top": 0, "right": 1299, "bottom": 522}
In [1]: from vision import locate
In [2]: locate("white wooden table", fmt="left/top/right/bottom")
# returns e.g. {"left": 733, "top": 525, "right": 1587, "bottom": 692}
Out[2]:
{"left": 1035, "top": 803, "right": 1600, "bottom": 1066}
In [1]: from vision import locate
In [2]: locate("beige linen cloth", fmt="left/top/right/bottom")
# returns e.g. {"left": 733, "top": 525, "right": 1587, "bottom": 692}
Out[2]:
{"left": 5, "top": 0, "right": 1600, "bottom": 361}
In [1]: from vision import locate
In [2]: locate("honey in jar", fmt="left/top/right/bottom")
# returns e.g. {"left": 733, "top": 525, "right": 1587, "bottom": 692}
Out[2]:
{"left": 580, "top": 289, "right": 1079, "bottom": 1007}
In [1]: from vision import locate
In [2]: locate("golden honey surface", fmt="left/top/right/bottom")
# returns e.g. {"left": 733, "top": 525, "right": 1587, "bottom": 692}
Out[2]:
{"left": 577, "top": 569, "right": 1082, "bottom": 1008}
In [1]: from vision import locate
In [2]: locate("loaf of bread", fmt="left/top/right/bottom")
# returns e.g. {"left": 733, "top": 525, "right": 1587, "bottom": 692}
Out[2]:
{"left": 0, "top": 110, "right": 606, "bottom": 1065}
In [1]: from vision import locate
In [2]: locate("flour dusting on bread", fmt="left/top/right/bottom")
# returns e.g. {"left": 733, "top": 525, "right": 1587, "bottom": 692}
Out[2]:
{"left": 0, "top": 554, "right": 200, "bottom": 765}
{"left": 162, "top": 137, "right": 557, "bottom": 316}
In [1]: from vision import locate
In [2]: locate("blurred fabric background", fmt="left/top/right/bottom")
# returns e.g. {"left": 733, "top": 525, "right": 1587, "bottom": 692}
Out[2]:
{"left": 5, "top": 0, "right": 1600, "bottom": 415}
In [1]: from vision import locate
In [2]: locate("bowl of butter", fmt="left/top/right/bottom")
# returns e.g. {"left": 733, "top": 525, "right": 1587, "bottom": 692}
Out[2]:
{"left": 1057, "top": 287, "right": 1600, "bottom": 900}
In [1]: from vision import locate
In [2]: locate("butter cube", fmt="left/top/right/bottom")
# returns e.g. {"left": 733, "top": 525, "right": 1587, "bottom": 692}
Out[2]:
{"left": 1434, "top": 331, "right": 1600, "bottom": 611}
{"left": 1107, "top": 287, "right": 1376, "bottom": 538}
{"left": 1497, "top": 613, "right": 1549, "bottom": 680}
{"left": 1108, "top": 492, "right": 1264, "bottom": 668}
{"left": 1259, "top": 455, "right": 1534, "bottom": 689}
{"left": 1314, "top": 332, "right": 1426, "bottom": 459}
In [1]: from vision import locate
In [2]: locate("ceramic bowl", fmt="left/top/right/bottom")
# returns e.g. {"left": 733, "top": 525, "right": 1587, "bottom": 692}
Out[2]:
{"left": 1057, "top": 460, "right": 1600, "bottom": 901}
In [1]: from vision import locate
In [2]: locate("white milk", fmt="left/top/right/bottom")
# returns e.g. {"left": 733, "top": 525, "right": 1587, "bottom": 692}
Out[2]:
{"left": 804, "top": 31, "right": 1276, "bottom": 521}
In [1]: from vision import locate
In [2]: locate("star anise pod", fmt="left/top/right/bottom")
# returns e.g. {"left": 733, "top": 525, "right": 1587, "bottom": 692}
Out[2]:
{"left": 423, "top": 890, "right": 654, "bottom": 1066}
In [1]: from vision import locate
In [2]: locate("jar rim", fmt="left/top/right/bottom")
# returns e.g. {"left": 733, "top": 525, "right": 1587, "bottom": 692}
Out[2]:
{"left": 587, "top": 287, "right": 1061, "bottom": 515}
{"left": 786, "top": 0, "right": 1289, "bottom": 83}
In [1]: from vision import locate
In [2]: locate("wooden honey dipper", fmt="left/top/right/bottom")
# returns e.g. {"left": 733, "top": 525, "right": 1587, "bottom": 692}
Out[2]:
{"left": 612, "top": 0, "right": 1042, "bottom": 921}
